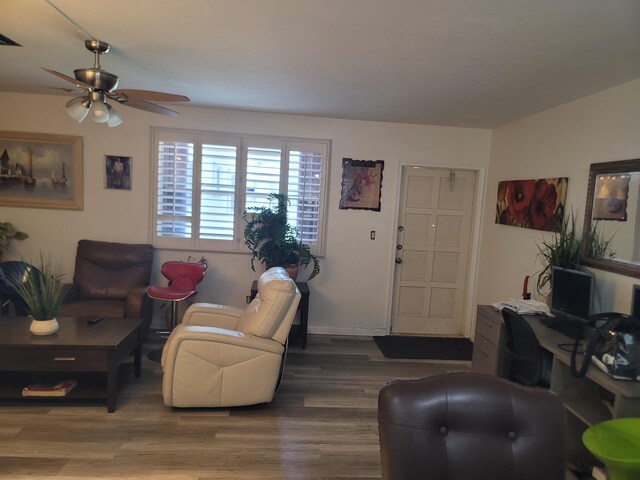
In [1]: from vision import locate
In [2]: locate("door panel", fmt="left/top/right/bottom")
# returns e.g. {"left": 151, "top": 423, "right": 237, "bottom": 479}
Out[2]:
{"left": 432, "top": 252, "right": 459, "bottom": 282}
{"left": 407, "top": 176, "right": 434, "bottom": 207}
{"left": 392, "top": 167, "right": 477, "bottom": 336}
{"left": 435, "top": 215, "right": 462, "bottom": 246}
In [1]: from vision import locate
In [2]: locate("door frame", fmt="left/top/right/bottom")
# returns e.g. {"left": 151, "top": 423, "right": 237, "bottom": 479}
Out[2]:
{"left": 385, "top": 162, "right": 487, "bottom": 339}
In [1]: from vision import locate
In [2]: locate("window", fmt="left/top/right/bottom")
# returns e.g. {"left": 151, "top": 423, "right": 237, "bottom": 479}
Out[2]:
{"left": 151, "top": 128, "right": 330, "bottom": 255}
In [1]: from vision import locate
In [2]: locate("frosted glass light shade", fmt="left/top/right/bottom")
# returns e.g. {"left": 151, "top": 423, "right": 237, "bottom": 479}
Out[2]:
{"left": 66, "top": 96, "right": 89, "bottom": 122}
{"left": 106, "top": 104, "right": 123, "bottom": 127}
{"left": 90, "top": 101, "right": 110, "bottom": 123}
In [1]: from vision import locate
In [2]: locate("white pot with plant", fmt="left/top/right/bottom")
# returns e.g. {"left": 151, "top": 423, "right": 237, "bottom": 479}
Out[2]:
{"left": 3, "top": 254, "right": 69, "bottom": 335}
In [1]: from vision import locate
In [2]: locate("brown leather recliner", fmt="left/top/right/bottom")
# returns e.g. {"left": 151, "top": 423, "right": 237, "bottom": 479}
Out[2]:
{"left": 58, "top": 240, "right": 155, "bottom": 336}
{"left": 378, "top": 372, "right": 567, "bottom": 480}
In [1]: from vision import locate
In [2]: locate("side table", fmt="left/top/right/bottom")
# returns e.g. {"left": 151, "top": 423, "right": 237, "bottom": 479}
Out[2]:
{"left": 250, "top": 280, "right": 310, "bottom": 349}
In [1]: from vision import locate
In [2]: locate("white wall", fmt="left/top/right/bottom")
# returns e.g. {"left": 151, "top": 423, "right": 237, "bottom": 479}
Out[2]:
{"left": 478, "top": 79, "right": 640, "bottom": 314}
{"left": 0, "top": 92, "right": 491, "bottom": 335}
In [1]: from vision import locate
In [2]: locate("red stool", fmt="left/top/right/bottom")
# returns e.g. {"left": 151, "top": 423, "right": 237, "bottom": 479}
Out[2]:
{"left": 147, "top": 260, "right": 207, "bottom": 362}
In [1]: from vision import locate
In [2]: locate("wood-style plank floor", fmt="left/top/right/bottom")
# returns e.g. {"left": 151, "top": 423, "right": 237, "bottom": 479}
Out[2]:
{"left": 0, "top": 334, "right": 470, "bottom": 479}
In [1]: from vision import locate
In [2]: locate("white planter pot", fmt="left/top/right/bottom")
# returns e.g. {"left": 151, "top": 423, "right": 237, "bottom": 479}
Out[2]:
{"left": 30, "top": 318, "right": 59, "bottom": 336}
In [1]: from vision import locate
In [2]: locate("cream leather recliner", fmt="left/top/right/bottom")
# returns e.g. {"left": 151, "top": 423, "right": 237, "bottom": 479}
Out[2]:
{"left": 161, "top": 267, "right": 301, "bottom": 408}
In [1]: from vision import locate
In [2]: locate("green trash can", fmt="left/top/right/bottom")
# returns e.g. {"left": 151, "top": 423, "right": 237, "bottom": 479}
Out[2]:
{"left": 583, "top": 418, "right": 640, "bottom": 480}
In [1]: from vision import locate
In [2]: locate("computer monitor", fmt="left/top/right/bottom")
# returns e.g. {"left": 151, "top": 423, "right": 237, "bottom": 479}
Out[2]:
{"left": 550, "top": 266, "right": 594, "bottom": 323}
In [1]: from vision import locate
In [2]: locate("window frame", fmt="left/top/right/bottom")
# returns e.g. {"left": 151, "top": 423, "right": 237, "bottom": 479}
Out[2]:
{"left": 150, "top": 127, "right": 330, "bottom": 256}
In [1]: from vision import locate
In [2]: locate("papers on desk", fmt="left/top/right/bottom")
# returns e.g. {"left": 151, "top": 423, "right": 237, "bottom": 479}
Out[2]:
{"left": 491, "top": 299, "right": 551, "bottom": 316}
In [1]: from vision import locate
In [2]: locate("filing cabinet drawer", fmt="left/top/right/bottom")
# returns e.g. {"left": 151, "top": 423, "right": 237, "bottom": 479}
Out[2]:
{"left": 476, "top": 310, "right": 501, "bottom": 346}
{"left": 472, "top": 334, "right": 499, "bottom": 374}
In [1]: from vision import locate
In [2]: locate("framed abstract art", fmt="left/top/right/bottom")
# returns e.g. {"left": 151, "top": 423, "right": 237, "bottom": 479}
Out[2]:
{"left": 495, "top": 177, "right": 568, "bottom": 232}
{"left": 592, "top": 173, "right": 629, "bottom": 221}
{"left": 339, "top": 158, "right": 384, "bottom": 211}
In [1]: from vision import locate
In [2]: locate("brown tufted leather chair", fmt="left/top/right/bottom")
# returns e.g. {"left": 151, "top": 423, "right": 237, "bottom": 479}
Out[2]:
{"left": 58, "top": 240, "right": 154, "bottom": 336}
{"left": 378, "top": 373, "right": 567, "bottom": 480}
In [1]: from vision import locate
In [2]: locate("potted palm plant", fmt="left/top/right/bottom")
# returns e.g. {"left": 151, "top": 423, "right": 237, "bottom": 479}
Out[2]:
{"left": 243, "top": 193, "right": 320, "bottom": 280}
{"left": 536, "top": 212, "right": 582, "bottom": 295}
{"left": 3, "top": 253, "right": 69, "bottom": 335}
{"left": 536, "top": 211, "right": 615, "bottom": 295}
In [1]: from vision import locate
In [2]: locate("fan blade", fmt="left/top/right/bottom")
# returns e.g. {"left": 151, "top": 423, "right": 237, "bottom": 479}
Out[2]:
{"left": 42, "top": 67, "right": 92, "bottom": 90}
{"left": 115, "top": 97, "right": 179, "bottom": 116}
{"left": 112, "top": 89, "right": 189, "bottom": 103}
{"left": 45, "top": 86, "right": 83, "bottom": 94}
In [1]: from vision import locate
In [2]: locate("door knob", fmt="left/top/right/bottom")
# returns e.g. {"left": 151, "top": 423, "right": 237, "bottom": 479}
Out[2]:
{"left": 396, "top": 244, "right": 403, "bottom": 250}
{"left": 395, "top": 257, "right": 403, "bottom": 264}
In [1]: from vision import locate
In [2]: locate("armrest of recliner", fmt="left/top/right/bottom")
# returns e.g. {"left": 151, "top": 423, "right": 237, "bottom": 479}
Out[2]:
{"left": 161, "top": 324, "right": 284, "bottom": 367}
{"left": 125, "top": 285, "right": 148, "bottom": 318}
{"left": 180, "top": 302, "right": 244, "bottom": 330}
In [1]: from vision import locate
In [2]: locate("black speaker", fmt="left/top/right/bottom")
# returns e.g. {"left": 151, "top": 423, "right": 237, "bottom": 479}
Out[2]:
{"left": 632, "top": 284, "right": 640, "bottom": 320}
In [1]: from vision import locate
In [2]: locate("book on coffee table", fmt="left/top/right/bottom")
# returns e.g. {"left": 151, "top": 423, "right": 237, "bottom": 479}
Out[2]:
{"left": 22, "top": 379, "right": 77, "bottom": 397}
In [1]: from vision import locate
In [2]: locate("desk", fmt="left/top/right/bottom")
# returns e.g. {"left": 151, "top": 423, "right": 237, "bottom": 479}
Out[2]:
{"left": 250, "top": 281, "right": 310, "bottom": 349}
{"left": 473, "top": 305, "right": 640, "bottom": 467}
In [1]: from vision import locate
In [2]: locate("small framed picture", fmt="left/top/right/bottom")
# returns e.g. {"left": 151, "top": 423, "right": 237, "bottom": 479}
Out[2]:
{"left": 105, "top": 155, "right": 131, "bottom": 190}
{"left": 339, "top": 158, "right": 384, "bottom": 211}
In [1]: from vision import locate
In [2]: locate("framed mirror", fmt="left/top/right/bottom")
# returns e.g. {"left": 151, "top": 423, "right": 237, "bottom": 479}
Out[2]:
{"left": 581, "top": 158, "right": 640, "bottom": 277}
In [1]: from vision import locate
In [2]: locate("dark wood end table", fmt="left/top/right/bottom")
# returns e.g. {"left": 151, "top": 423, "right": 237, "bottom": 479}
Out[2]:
{"left": 250, "top": 281, "right": 310, "bottom": 349}
{"left": 0, "top": 316, "right": 142, "bottom": 412}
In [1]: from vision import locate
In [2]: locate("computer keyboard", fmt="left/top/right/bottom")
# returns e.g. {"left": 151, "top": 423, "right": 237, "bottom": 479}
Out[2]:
{"left": 538, "top": 315, "right": 584, "bottom": 340}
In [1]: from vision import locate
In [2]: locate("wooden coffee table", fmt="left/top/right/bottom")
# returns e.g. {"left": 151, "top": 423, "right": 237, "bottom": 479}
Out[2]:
{"left": 0, "top": 316, "right": 142, "bottom": 412}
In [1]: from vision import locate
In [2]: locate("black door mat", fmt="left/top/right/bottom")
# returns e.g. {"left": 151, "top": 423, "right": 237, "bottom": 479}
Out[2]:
{"left": 373, "top": 335, "right": 473, "bottom": 360}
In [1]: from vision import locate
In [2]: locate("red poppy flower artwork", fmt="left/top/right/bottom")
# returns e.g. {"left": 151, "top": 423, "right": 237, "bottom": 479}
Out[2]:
{"left": 495, "top": 177, "right": 568, "bottom": 232}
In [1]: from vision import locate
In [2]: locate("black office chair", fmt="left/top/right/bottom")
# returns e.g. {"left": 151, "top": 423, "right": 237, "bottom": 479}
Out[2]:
{"left": 501, "top": 307, "right": 549, "bottom": 387}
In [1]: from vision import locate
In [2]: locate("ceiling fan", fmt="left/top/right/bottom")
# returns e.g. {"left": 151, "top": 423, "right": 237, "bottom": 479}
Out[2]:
{"left": 43, "top": 39, "right": 190, "bottom": 127}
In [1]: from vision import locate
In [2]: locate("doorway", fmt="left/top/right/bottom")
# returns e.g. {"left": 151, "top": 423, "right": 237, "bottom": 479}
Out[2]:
{"left": 391, "top": 166, "right": 477, "bottom": 336}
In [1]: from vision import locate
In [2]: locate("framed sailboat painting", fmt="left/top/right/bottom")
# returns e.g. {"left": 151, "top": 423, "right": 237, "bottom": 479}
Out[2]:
{"left": 0, "top": 131, "right": 83, "bottom": 210}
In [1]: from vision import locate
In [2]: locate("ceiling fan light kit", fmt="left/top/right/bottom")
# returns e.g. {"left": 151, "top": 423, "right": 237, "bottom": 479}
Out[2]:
{"left": 65, "top": 91, "right": 121, "bottom": 127}
{"left": 45, "top": 39, "right": 189, "bottom": 127}
{"left": 105, "top": 104, "right": 123, "bottom": 127}
{"left": 65, "top": 96, "right": 90, "bottom": 122}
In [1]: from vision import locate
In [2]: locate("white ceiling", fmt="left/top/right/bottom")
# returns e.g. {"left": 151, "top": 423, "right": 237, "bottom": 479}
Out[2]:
{"left": 2, "top": 0, "right": 640, "bottom": 128}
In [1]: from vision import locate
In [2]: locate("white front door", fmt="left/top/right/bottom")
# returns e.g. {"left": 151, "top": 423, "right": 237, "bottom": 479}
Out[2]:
{"left": 391, "top": 166, "right": 477, "bottom": 336}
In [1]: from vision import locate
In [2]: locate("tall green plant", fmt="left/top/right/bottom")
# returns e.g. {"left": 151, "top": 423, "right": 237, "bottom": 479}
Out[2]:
{"left": 4, "top": 253, "right": 69, "bottom": 320}
{"left": 243, "top": 193, "right": 320, "bottom": 280}
{"left": 588, "top": 220, "right": 616, "bottom": 259}
{"left": 536, "top": 211, "right": 582, "bottom": 294}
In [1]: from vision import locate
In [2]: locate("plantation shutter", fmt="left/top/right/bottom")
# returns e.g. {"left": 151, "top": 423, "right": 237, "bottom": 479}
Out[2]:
{"left": 151, "top": 128, "right": 329, "bottom": 255}
{"left": 199, "top": 142, "right": 239, "bottom": 240}
{"left": 245, "top": 140, "right": 284, "bottom": 211}
{"left": 155, "top": 138, "right": 195, "bottom": 241}
{"left": 287, "top": 141, "right": 327, "bottom": 248}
